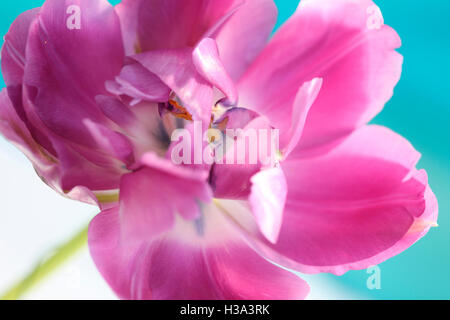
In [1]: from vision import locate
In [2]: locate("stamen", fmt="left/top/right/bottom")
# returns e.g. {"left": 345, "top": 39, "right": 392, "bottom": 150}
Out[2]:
{"left": 168, "top": 99, "right": 193, "bottom": 121}
{"left": 208, "top": 115, "right": 229, "bottom": 143}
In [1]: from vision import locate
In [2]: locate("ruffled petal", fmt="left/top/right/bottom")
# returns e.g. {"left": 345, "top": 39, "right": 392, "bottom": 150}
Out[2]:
{"left": 1, "top": 8, "right": 39, "bottom": 88}
{"left": 23, "top": 0, "right": 130, "bottom": 157}
{"left": 123, "top": 0, "right": 237, "bottom": 51}
{"left": 29, "top": 0, "right": 124, "bottom": 98}
{"left": 215, "top": 0, "right": 277, "bottom": 80}
{"left": 88, "top": 202, "right": 309, "bottom": 300}
{"left": 246, "top": 125, "right": 438, "bottom": 275}
{"left": 116, "top": 0, "right": 277, "bottom": 80}
{"left": 238, "top": 0, "right": 403, "bottom": 156}
{"left": 119, "top": 153, "right": 212, "bottom": 241}
{"left": 281, "top": 78, "right": 322, "bottom": 159}
{"left": 0, "top": 89, "right": 102, "bottom": 205}
{"left": 249, "top": 166, "right": 287, "bottom": 244}
{"left": 0, "top": 88, "right": 48, "bottom": 168}
{"left": 132, "top": 48, "right": 213, "bottom": 123}
{"left": 105, "top": 62, "right": 170, "bottom": 105}
{"left": 0, "top": 88, "right": 60, "bottom": 190}
{"left": 95, "top": 95, "right": 137, "bottom": 128}
{"left": 193, "top": 38, "right": 238, "bottom": 105}
{"left": 0, "top": 8, "right": 56, "bottom": 156}
{"left": 51, "top": 139, "right": 125, "bottom": 192}
{"left": 114, "top": 0, "right": 141, "bottom": 55}
{"left": 210, "top": 114, "right": 272, "bottom": 199}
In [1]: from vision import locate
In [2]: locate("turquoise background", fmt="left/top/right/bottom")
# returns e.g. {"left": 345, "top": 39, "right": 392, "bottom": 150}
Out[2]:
{"left": 0, "top": 0, "right": 448, "bottom": 299}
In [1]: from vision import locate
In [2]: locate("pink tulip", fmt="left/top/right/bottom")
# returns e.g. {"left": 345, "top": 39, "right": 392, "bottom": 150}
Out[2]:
{"left": 0, "top": 0, "right": 438, "bottom": 300}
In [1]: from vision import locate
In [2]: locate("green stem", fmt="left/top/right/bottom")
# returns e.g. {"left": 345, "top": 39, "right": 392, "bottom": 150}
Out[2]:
{"left": 1, "top": 225, "right": 89, "bottom": 300}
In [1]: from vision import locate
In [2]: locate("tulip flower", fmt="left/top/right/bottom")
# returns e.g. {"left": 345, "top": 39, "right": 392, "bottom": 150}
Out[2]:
{"left": 0, "top": 0, "right": 437, "bottom": 300}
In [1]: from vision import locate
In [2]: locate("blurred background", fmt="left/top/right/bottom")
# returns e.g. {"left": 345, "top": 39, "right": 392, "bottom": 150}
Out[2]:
{"left": 0, "top": 0, "right": 448, "bottom": 299}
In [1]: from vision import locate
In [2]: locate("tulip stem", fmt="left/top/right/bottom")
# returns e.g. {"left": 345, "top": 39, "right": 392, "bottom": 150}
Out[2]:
{"left": 0, "top": 224, "right": 89, "bottom": 300}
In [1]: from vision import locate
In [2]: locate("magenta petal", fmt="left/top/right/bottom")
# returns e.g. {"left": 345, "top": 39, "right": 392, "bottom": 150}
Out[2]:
{"left": 64, "top": 186, "right": 99, "bottom": 207}
{"left": 0, "top": 88, "right": 55, "bottom": 180}
{"left": 132, "top": 49, "right": 214, "bottom": 122}
{"left": 249, "top": 125, "right": 438, "bottom": 275}
{"left": 1, "top": 8, "right": 39, "bottom": 88}
{"left": 210, "top": 114, "right": 271, "bottom": 199}
{"left": 114, "top": 0, "right": 140, "bottom": 55}
{"left": 26, "top": 0, "right": 124, "bottom": 98}
{"left": 282, "top": 78, "right": 322, "bottom": 159}
{"left": 23, "top": 0, "right": 126, "bottom": 149}
{"left": 82, "top": 119, "right": 134, "bottom": 164}
{"left": 0, "top": 8, "right": 54, "bottom": 153}
{"left": 119, "top": 153, "right": 212, "bottom": 241}
{"left": 106, "top": 63, "right": 170, "bottom": 105}
{"left": 88, "top": 205, "right": 309, "bottom": 300}
{"left": 52, "top": 139, "right": 124, "bottom": 192}
{"left": 122, "top": 0, "right": 236, "bottom": 52}
{"left": 249, "top": 167, "right": 287, "bottom": 244}
{"left": 117, "top": 0, "right": 277, "bottom": 80}
{"left": 238, "top": 0, "right": 403, "bottom": 154}
{"left": 95, "top": 95, "right": 136, "bottom": 128}
{"left": 193, "top": 38, "right": 238, "bottom": 105}
{"left": 0, "top": 88, "right": 38, "bottom": 159}
{"left": 215, "top": 0, "right": 277, "bottom": 80}
{"left": 0, "top": 89, "right": 112, "bottom": 204}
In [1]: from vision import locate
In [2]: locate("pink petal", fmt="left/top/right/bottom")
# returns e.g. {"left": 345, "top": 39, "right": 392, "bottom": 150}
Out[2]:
{"left": 132, "top": 49, "right": 214, "bottom": 123}
{"left": 130, "top": 0, "right": 237, "bottom": 51}
{"left": 1, "top": 8, "right": 57, "bottom": 157}
{"left": 88, "top": 203, "right": 309, "bottom": 300}
{"left": 214, "top": 0, "right": 277, "bottom": 80}
{"left": 249, "top": 167, "right": 287, "bottom": 244}
{"left": 246, "top": 125, "right": 438, "bottom": 275}
{"left": 23, "top": 0, "right": 128, "bottom": 152}
{"left": 119, "top": 153, "right": 212, "bottom": 242}
{"left": 95, "top": 95, "right": 137, "bottom": 128}
{"left": 82, "top": 119, "right": 135, "bottom": 164}
{"left": 26, "top": 0, "right": 124, "bottom": 98}
{"left": 114, "top": 0, "right": 140, "bottom": 55}
{"left": 0, "top": 8, "right": 56, "bottom": 156}
{"left": 106, "top": 63, "right": 170, "bottom": 105}
{"left": 238, "top": 0, "right": 403, "bottom": 155}
{"left": 1, "top": 8, "right": 39, "bottom": 88}
{"left": 0, "top": 88, "right": 47, "bottom": 169}
{"left": 0, "top": 87, "right": 56, "bottom": 189}
{"left": 0, "top": 89, "right": 58, "bottom": 192}
{"left": 0, "top": 89, "right": 107, "bottom": 205}
{"left": 52, "top": 139, "right": 125, "bottom": 192}
{"left": 282, "top": 78, "right": 322, "bottom": 159}
{"left": 63, "top": 186, "right": 100, "bottom": 207}
{"left": 193, "top": 38, "right": 238, "bottom": 105}
{"left": 116, "top": 0, "right": 277, "bottom": 80}
{"left": 210, "top": 114, "right": 272, "bottom": 199}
